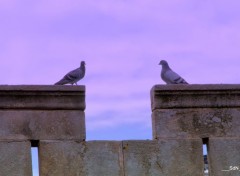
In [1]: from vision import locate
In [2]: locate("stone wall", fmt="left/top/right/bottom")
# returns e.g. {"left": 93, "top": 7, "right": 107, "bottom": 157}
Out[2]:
{"left": 0, "top": 85, "right": 239, "bottom": 176}
{"left": 0, "top": 85, "right": 85, "bottom": 176}
{"left": 151, "top": 85, "right": 240, "bottom": 176}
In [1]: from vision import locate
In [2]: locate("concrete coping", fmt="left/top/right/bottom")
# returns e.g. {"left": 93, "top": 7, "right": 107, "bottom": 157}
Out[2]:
{"left": 151, "top": 84, "right": 240, "bottom": 110}
{"left": 0, "top": 85, "right": 85, "bottom": 92}
{"left": 0, "top": 85, "right": 85, "bottom": 110}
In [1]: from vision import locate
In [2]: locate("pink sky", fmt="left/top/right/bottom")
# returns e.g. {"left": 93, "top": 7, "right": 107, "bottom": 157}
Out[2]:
{"left": 1, "top": 0, "right": 240, "bottom": 138}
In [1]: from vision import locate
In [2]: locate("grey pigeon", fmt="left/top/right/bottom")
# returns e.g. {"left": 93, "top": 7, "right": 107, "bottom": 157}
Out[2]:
{"left": 159, "top": 60, "right": 188, "bottom": 84}
{"left": 55, "top": 61, "right": 86, "bottom": 85}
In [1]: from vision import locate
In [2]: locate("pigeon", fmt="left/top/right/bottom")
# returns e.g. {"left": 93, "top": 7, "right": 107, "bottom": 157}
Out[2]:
{"left": 159, "top": 60, "right": 188, "bottom": 84}
{"left": 54, "top": 61, "right": 86, "bottom": 85}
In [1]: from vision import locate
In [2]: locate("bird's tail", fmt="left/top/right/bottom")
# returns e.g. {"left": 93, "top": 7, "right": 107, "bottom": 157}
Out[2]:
{"left": 54, "top": 82, "right": 62, "bottom": 85}
{"left": 54, "top": 80, "right": 65, "bottom": 85}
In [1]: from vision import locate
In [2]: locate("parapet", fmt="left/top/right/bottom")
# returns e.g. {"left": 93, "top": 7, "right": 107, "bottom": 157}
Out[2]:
{"left": 151, "top": 84, "right": 240, "bottom": 109}
{"left": 0, "top": 84, "right": 240, "bottom": 176}
{"left": 0, "top": 85, "right": 86, "bottom": 141}
{"left": 151, "top": 84, "right": 240, "bottom": 176}
{"left": 0, "top": 85, "right": 85, "bottom": 110}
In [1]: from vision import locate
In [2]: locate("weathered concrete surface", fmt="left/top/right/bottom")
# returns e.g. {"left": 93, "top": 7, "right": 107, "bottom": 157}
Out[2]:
{"left": 39, "top": 141, "right": 85, "bottom": 176}
{"left": 123, "top": 139, "right": 204, "bottom": 176}
{"left": 39, "top": 140, "right": 123, "bottom": 176}
{"left": 0, "top": 85, "right": 85, "bottom": 110}
{"left": 83, "top": 141, "right": 124, "bottom": 176}
{"left": 0, "top": 110, "right": 85, "bottom": 140}
{"left": 151, "top": 84, "right": 240, "bottom": 175}
{"left": 151, "top": 84, "right": 240, "bottom": 110}
{"left": 208, "top": 138, "right": 240, "bottom": 176}
{"left": 39, "top": 140, "right": 204, "bottom": 176}
{"left": 152, "top": 108, "right": 240, "bottom": 139}
{"left": 1, "top": 84, "right": 239, "bottom": 176}
{"left": 0, "top": 141, "right": 32, "bottom": 176}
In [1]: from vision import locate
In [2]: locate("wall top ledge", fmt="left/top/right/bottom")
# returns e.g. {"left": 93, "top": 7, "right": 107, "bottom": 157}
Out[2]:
{"left": 0, "top": 85, "right": 85, "bottom": 92}
{"left": 152, "top": 84, "right": 240, "bottom": 91}
{"left": 151, "top": 84, "right": 240, "bottom": 110}
{"left": 0, "top": 85, "right": 85, "bottom": 110}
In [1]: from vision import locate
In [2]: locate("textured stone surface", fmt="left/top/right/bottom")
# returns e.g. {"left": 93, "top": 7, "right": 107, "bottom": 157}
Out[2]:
{"left": 123, "top": 139, "right": 204, "bottom": 176}
{"left": 208, "top": 138, "right": 240, "bottom": 176}
{"left": 0, "top": 110, "right": 85, "bottom": 140}
{"left": 83, "top": 141, "right": 124, "bottom": 176}
{"left": 151, "top": 84, "right": 240, "bottom": 110}
{"left": 39, "top": 141, "right": 84, "bottom": 176}
{"left": 39, "top": 140, "right": 123, "bottom": 176}
{"left": 0, "top": 84, "right": 239, "bottom": 176}
{"left": 0, "top": 141, "right": 32, "bottom": 176}
{"left": 152, "top": 108, "right": 240, "bottom": 139}
{"left": 0, "top": 85, "right": 85, "bottom": 110}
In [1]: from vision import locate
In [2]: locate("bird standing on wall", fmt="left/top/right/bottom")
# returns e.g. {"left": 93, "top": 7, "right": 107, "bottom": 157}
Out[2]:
{"left": 54, "top": 61, "right": 86, "bottom": 85}
{"left": 159, "top": 60, "right": 188, "bottom": 84}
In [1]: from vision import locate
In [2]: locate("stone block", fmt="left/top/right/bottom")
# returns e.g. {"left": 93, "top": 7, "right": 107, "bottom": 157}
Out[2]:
{"left": 208, "top": 138, "right": 240, "bottom": 176}
{"left": 39, "top": 140, "right": 123, "bottom": 176}
{"left": 83, "top": 141, "right": 124, "bottom": 176}
{"left": 0, "top": 85, "right": 85, "bottom": 110}
{"left": 0, "top": 110, "right": 85, "bottom": 140}
{"left": 39, "top": 141, "right": 84, "bottom": 176}
{"left": 0, "top": 141, "right": 32, "bottom": 176}
{"left": 152, "top": 108, "right": 240, "bottom": 139}
{"left": 151, "top": 84, "right": 240, "bottom": 110}
{"left": 123, "top": 139, "right": 203, "bottom": 176}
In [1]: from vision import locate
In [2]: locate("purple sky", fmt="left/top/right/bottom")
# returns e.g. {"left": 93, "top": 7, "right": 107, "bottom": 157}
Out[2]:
{"left": 1, "top": 1, "right": 240, "bottom": 173}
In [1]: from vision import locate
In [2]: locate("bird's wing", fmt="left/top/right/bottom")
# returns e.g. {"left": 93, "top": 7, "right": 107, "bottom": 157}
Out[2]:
{"left": 54, "top": 68, "right": 81, "bottom": 85}
{"left": 164, "top": 70, "right": 188, "bottom": 84}
{"left": 64, "top": 68, "right": 80, "bottom": 81}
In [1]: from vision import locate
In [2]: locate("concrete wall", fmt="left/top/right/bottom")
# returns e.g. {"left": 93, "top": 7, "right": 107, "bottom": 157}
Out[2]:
{"left": 0, "top": 85, "right": 85, "bottom": 176}
{"left": 0, "top": 85, "right": 239, "bottom": 176}
{"left": 151, "top": 85, "right": 240, "bottom": 176}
